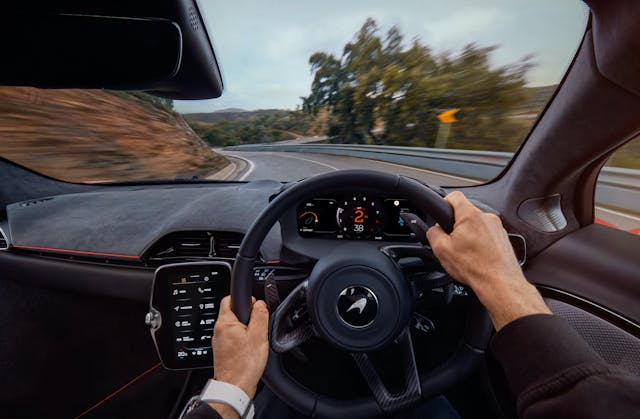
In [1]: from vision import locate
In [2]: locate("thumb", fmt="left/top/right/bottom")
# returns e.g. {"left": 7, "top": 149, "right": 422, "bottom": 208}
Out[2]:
{"left": 248, "top": 300, "right": 269, "bottom": 341}
{"left": 426, "top": 223, "right": 451, "bottom": 256}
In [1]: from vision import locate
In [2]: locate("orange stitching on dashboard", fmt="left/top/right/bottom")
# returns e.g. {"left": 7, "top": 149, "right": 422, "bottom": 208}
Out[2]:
{"left": 74, "top": 362, "right": 162, "bottom": 418}
{"left": 12, "top": 244, "right": 140, "bottom": 259}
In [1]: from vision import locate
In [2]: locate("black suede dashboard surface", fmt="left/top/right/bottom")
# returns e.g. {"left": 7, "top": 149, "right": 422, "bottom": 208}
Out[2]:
{"left": 5, "top": 180, "right": 284, "bottom": 260}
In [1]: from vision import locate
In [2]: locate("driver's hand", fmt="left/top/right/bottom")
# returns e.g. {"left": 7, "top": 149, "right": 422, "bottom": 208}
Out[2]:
{"left": 426, "top": 191, "right": 523, "bottom": 289}
{"left": 212, "top": 296, "right": 269, "bottom": 399}
{"left": 427, "top": 191, "right": 550, "bottom": 330}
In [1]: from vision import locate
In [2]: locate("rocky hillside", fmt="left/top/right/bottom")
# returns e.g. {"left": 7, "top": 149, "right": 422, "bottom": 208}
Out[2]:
{"left": 0, "top": 87, "right": 228, "bottom": 182}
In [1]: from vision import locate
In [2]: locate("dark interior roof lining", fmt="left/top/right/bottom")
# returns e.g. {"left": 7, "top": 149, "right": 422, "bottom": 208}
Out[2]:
{"left": 588, "top": 0, "right": 640, "bottom": 97}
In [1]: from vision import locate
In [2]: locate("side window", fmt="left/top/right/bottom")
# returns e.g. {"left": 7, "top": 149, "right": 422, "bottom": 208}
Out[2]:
{"left": 595, "top": 138, "right": 640, "bottom": 234}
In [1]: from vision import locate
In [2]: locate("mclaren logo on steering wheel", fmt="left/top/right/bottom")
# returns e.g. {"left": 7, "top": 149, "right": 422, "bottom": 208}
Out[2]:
{"left": 347, "top": 297, "right": 368, "bottom": 314}
{"left": 337, "top": 286, "right": 378, "bottom": 328}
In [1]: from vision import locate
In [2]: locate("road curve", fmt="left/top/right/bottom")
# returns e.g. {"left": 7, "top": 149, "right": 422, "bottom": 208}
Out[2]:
{"left": 219, "top": 150, "right": 639, "bottom": 231}
{"left": 221, "top": 150, "right": 480, "bottom": 186}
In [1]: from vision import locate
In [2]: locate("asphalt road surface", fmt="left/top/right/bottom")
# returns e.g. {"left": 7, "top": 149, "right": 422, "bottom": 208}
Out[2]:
{"left": 220, "top": 150, "right": 639, "bottom": 231}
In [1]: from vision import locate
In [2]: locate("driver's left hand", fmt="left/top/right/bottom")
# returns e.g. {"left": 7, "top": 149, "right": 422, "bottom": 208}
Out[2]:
{"left": 212, "top": 296, "right": 269, "bottom": 399}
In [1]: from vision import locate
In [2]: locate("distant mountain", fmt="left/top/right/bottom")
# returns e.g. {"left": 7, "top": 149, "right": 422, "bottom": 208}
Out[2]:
{"left": 183, "top": 109, "right": 285, "bottom": 124}
{"left": 214, "top": 108, "right": 248, "bottom": 113}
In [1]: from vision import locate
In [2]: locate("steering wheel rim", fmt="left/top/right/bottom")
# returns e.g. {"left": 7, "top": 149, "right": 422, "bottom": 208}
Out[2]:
{"left": 231, "top": 170, "right": 492, "bottom": 418}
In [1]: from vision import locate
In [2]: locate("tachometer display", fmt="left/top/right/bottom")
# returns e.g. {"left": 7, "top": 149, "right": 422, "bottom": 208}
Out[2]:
{"left": 297, "top": 198, "right": 338, "bottom": 236}
{"left": 337, "top": 195, "right": 384, "bottom": 240}
{"left": 298, "top": 210, "right": 318, "bottom": 229}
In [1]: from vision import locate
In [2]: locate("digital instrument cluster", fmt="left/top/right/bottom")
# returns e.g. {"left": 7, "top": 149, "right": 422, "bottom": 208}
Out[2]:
{"left": 297, "top": 195, "right": 425, "bottom": 241}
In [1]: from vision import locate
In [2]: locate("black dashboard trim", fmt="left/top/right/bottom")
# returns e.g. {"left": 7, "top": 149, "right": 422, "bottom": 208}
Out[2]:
{"left": 0, "top": 251, "right": 153, "bottom": 303}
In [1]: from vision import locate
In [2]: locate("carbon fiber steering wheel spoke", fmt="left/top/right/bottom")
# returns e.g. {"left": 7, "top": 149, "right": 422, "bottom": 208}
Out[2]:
{"left": 351, "top": 328, "right": 421, "bottom": 414}
{"left": 270, "top": 279, "right": 316, "bottom": 353}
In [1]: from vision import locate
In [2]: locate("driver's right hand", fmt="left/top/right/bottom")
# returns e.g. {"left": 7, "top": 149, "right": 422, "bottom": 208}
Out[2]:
{"left": 427, "top": 191, "right": 550, "bottom": 330}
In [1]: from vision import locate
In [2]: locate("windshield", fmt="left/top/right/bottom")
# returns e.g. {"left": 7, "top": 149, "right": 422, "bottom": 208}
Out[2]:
{"left": 0, "top": 1, "right": 589, "bottom": 184}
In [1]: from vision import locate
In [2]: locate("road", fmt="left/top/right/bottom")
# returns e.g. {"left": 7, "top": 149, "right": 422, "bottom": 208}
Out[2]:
{"left": 222, "top": 150, "right": 479, "bottom": 186}
{"left": 220, "top": 150, "right": 639, "bottom": 231}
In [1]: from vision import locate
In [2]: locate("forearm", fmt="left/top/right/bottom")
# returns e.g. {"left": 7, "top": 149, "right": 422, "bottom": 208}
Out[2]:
{"left": 490, "top": 314, "right": 640, "bottom": 418}
{"left": 471, "top": 272, "right": 551, "bottom": 331}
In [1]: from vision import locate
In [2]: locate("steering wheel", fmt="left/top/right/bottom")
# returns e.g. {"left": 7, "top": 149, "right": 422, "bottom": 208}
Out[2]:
{"left": 231, "top": 170, "right": 492, "bottom": 418}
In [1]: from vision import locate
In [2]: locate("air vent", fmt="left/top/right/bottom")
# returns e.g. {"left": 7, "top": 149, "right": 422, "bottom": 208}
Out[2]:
{"left": 147, "top": 231, "right": 245, "bottom": 261}
{"left": 214, "top": 231, "right": 244, "bottom": 259}
{"left": 0, "top": 227, "right": 8, "bottom": 250}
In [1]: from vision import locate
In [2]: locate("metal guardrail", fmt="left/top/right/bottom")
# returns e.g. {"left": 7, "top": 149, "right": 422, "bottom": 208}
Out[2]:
{"left": 225, "top": 143, "right": 639, "bottom": 213}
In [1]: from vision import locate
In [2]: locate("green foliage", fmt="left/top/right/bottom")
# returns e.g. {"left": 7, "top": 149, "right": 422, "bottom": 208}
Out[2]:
{"left": 608, "top": 137, "right": 640, "bottom": 169}
{"left": 188, "top": 110, "right": 316, "bottom": 147}
{"left": 303, "top": 18, "right": 534, "bottom": 150}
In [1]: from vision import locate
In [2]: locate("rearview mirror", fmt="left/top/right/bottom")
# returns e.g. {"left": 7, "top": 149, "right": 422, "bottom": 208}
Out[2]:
{"left": 0, "top": 14, "right": 182, "bottom": 91}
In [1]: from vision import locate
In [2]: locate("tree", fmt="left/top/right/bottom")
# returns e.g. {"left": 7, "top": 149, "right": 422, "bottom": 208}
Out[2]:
{"left": 302, "top": 18, "right": 533, "bottom": 149}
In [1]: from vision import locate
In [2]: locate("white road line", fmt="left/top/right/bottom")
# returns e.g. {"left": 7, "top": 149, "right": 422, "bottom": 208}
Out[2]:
{"left": 271, "top": 152, "right": 339, "bottom": 171}
{"left": 595, "top": 206, "right": 640, "bottom": 222}
{"left": 223, "top": 153, "right": 255, "bottom": 181}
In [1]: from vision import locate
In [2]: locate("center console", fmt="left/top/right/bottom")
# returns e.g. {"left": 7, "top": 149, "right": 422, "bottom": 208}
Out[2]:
{"left": 146, "top": 262, "right": 231, "bottom": 369}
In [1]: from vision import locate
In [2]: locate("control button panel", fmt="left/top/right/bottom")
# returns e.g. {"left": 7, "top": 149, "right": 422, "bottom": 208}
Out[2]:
{"left": 253, "top": 267, "right": 275, "bottom": 281}
{"left": 149, "top": 262, "right": 230, "bottom": 370}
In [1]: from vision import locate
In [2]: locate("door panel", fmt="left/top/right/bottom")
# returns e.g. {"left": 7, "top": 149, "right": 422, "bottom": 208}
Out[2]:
{"left": 544, "top": 298, "right": 640, "bottom": 374}
{"left": 525, "top": 224, "right": 640, "bottom": 328}
{"left": 0, "top": 274, "right": 191, "bottom": 417}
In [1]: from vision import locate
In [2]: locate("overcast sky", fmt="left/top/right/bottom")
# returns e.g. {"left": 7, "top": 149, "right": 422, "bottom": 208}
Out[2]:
{"left": 174, "top": 0, "right": 588, "bottom": 114}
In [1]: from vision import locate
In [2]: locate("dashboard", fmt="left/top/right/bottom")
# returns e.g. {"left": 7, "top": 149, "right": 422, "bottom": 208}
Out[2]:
{"left": 296, "top": 195, "right": 426, "bottom": 242}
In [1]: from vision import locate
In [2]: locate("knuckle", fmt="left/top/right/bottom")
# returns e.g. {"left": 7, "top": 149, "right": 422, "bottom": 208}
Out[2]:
{"left": 214, "top": 320, "right": 227, "bottom": 333}
{"left": 254, "top": 306, "right": 269, "bottom": 320}
{"left": 487, "top": 212, "right": 500, "bottom": 221}
{"left": 486, "top": 213, "right": 502, "bottom": 225}
{"left": 448, "top": 190, "right": 464, "bottom": 200}
{"left": 431, "top": 241, "right": 446, "bottom": 256}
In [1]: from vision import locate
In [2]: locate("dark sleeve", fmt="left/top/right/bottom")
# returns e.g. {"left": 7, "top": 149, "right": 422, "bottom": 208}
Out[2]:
{"left": 490, "top": 314, "right": 640, "bottom": 419}
{"left": 181, "top": 400, "right": 223, "bottom": 419}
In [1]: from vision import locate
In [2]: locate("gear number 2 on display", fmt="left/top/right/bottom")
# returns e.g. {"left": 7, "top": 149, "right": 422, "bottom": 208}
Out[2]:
{"left": 337, "top": 195, "right": 384, "bottom": 240}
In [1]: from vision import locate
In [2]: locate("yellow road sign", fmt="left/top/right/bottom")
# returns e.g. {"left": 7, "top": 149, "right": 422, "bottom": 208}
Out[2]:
{"left": 437, "top": 108, "right": 460, "bottom": 123}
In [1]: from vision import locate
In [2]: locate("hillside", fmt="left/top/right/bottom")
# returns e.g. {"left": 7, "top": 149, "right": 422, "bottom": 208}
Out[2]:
{"left": 185, "top": 108, "right": 323, "bottom": 147}
{"left": 184, "top": 109, "right": 283, "bottom": 124}
{"left": 0, "top": 87, "right": 228, "bottom": 182}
